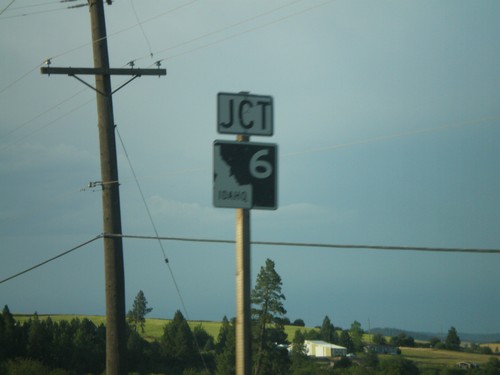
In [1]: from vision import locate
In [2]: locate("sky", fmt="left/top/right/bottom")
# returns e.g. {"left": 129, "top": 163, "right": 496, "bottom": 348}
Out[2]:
{"left": 1, "top": 0, "right": 499, "bottom": 336}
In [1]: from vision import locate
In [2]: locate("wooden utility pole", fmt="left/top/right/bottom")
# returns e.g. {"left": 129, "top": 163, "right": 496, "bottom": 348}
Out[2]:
{"left": 235, "top": 135, "right": 251, "bottom": 375}
{"left": 89, "top": 1, "right": 125, "bottom": 374}
{"left": 41, "top": 1, "right": 166, "bottom": 374}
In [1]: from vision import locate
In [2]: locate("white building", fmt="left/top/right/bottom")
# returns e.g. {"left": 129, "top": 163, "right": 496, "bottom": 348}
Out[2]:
{"left": 304, "top": 340, "right": 347, "bottom": 358}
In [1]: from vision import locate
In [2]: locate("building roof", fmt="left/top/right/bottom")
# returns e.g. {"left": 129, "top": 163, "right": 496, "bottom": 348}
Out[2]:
{"left": 304, "top": 340, "right": 347, "bottom": 350}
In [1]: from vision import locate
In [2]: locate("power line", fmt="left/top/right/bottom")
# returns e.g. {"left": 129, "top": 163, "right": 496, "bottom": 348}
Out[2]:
{"left": 131, "top": 0, "right": 307, "bottom": 65}
{"left": 129, "top": 0, "right": 153, "bottom": 58}
{"left": 0, "top": 1, "right": 317, "bottom": 96}
{"left": 0, "top": 63, "right": 40, "bottom": 95}
{"left": 2, "top": 87, "right": 89, "bottom": 139}
{"left": 0, "top": 234, "right": 102, "bottom": 285}
{"left": 115, "top": 127, "right": 169, "bottom": 263}
{"left": 143, "top": 0, "right": 334, "bottom": 66}
{"left": 47, "top": 0, "right": 198, "bottom": 64}
{"left": 0, "top": 0, "right": 88, "bottom": 20}
{"left": 0, "top": 0, "right": 16, "bottom": 16}
{"left": 0, "top": 2, "right": 85, "bottom": 19}
{"left": 0, "top": 95, "right": 94, "bottom": 151}
{"left": 115, "top": 127, "right": 209, "bottom": 371}
{"left": 7, "top": 0, "right": 80, "bottom": 11}
{"left": 3, "top": 232, "right": 497, "bottom": 286}
{"left": 106, "top": 233, "right": 500, "bottom": 254}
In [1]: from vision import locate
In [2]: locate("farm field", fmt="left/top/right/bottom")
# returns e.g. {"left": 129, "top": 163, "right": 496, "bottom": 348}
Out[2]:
{"left": 14, "top": 314, "right": 224, "bottom": 342}
{"left": 400, "top": 347, "right": 497, "bottom": 370}
{"left": 14, "top": 314, "right": 311, "bottom": 342}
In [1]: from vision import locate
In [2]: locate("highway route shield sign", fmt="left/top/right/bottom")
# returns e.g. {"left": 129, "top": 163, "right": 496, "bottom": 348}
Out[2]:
{"left": 213, "top": 140, "right": 277, "bottom": 210}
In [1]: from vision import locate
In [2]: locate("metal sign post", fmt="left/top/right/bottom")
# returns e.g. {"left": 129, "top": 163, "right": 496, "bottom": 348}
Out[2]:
{"left": 214, "top": 92, "right": 277, "bottom": 375}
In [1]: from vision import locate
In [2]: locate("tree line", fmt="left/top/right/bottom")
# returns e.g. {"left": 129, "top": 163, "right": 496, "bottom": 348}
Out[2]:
{"left": 1, "top": 258, "right": 499, "bottom": 374}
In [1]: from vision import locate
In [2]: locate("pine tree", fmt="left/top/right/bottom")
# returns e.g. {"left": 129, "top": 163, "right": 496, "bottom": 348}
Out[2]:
{"left": 215, "top": 317, "right": 236, "bottom": 375}
{"left": 445, "top": 326, "right": 461, "bottom": 351}
{"left": 161, "top": 310, "right": 197, "bottom": 368}
{"left": 127, "top": 290, "right": 153, "bottom": 333}
{"left": 1, "top": 305, "right": 18, "bottom": 360}
{"left": 251, "top": 258, "right": 289, "bottom": 375}
{"left": 339, "top": 330, "right": 354, "bottom": 353}
{"left": 320, "top": 315, "right": 337, "bottom": 343}
{"left": 350, "top": 320, "right": 364, "bottom": 352}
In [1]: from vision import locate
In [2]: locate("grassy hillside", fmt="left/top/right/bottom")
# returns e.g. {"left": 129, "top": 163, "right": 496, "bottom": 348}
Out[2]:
{"left": 142, "top": 318, "right": 222, "bottom": 341}
{"left": 14, "top": 314, "right": 313, "bottom": 342}
{"left": 400, "top": 347, "right": 497, "bottom": 370}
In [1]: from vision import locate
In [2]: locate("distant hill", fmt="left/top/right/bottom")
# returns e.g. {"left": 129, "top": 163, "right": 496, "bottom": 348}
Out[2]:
{"left": 371, "top": 327, "right": 500, "bottom": 343}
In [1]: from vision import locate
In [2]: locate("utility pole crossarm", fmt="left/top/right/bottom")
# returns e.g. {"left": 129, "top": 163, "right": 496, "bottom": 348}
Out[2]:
{"left": 40, "top": 66, "right": 166, "bottom": 76}
{"left": 38, "top": 1, "right": 166, "bottom": 374}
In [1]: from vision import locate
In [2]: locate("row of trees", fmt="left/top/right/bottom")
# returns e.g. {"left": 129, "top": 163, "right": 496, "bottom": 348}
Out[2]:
{"left": 0, "top": 306, "right": 106, "bottom": 374}
{"left": 2, "top": 258, "right": 499, "bottom": 374}
{"left": 0, "top": 258, "right": 292, "bottom": 374}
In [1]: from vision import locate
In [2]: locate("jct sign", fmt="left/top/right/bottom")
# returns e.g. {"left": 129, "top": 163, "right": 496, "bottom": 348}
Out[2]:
{"left": 217, "top": 92, "right": 273, "bottom": 136}
{"left": 213, "top": 140, "right": 277, "bottom": 210}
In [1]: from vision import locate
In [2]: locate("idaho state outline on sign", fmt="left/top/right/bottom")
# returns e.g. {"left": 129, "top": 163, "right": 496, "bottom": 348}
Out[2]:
{"left": 213, "top": 141, "right": 277, "bottom": 210}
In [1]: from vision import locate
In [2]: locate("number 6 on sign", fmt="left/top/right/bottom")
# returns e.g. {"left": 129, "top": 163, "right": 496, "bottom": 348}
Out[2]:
{"left": 213, "top": 140, "right": 277, "bottom": 210}
{"left": 250, "top": 149, "right": 273, "bottom": 179}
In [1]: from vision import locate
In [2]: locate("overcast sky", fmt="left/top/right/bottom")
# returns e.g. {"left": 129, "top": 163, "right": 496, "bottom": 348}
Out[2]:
{"left": 1, "top": 0, "right": 499, "bottom": 335}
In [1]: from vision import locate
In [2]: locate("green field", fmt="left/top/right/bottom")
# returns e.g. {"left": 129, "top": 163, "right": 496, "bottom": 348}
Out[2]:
{"left": 14, "top": 314, "right": 224, "bottom": 341}
{"left": 14, "top": 314, "right": 315, "bottom": 342}
{"left": 400, "top": 347, "right": 497, "bottom": 370}
{"left": 142, "top": 318, "right": 222, "bottom": 341}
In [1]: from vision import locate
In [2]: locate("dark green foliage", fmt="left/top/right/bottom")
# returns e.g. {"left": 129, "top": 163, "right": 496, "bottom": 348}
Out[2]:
{"left": 215, "top": 317, "right": 235, "bottom": 375}
{"left": 465, "top": 342, "right": 494, "bottom": 355}
{"left": 290, "top": 329, "right": 319, "bottom": 375}
{"left": 350, "top": 321, "right": 364, "bottom": 352}
{"left": 251, "top": 258, "right": 289, "bottom": 375}
{"left": 2, "top": 358, "right": 51, "bottom": 375}
{"left": 251, "top": 258, "right": 287, "bottom": 327}
{"left": 127, "top": 290, "right": 153, "bottom": 333}
{"left": 320, "top": 315, "right": 337, "bottom": 344}
{"left": 71, "top": 318, "right": 106, "bottom": 373}
{"left": 0, "top": 307, "right": 106, "bottom": 374}
{"left": 27, "top": 313, "right": 47, "bottom": 360}
{"left": 339, "top": 330, "right": 354, "bottom": 353}
{"left": 372, "top": 333, "right": 387, "bottom": 346}
{"left": 127, "top": 327, "right": 152, "bottom": 374}
{"left": 215, "top": 316, "right": 231, "bottom": 354}
{"left": 445, "top": 327, "right": 461, "bottom": 351}
{"left": 430, "top": 337, "right": 442, "bottom": 348}
{"left": 291, "top": 330, "right": 306, "bottom": 356}
{"left": 439, "top": 369, "right": 466, "bottom": 375}
{"left": 391, "top": 333, "right": 415, "bottom": 347}
{"left": 336, "top": 356, "right": 353, "bottom": 369}
{"left": 304, "top": 328, "right": 321, "bottom": 340}
{"left": 483, "top": 357, "right": 500, "bottom": 375}
{"left": 364, "top": 350, "right": 380, "bottom": 369}
{"left": 193, "top": 325, "right": 215, "bottom": 352}
{"left": 0, "top": 305, "right": 25, "bottom": 360}
{"left": 379, "top": 356, "right": 419, "bottom": 375}
{"left": 292, "top": 318, "right": 306, "bottom": 327}
{"left": 161, "top": 310, "right": 199, "bottom": 371}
